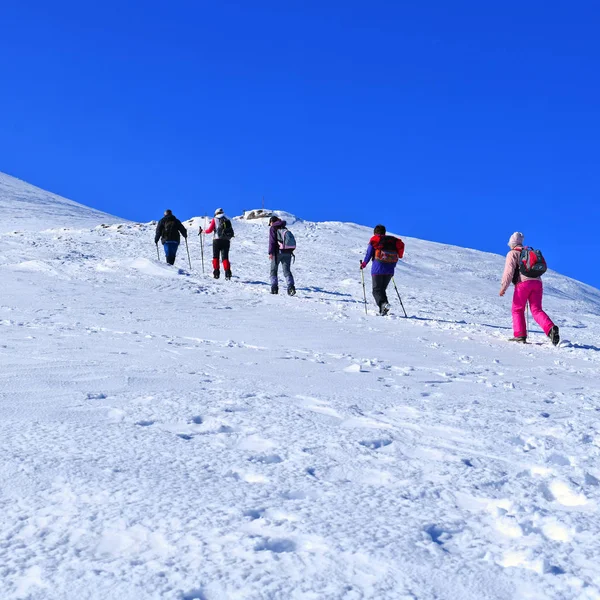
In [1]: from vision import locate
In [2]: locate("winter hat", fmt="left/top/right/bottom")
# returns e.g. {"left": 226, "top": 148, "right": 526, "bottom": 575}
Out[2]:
{"left": 374, "top": 224, "right": 386, "bottom": 235}
{"left": 269, "top": 215, "right": 279, "bottom": 224}
{"left": 164, "top": 209, "right": 172, "bottom": 216}
{"left": 214, "top": 208, "right": 224, "bottom": 216}
{"left": 508, "top": 232, "right": 524, "bottom": 249}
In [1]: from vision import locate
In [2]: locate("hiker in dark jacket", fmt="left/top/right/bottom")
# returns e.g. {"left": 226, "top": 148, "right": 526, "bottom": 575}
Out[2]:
{"left": 154, "top": 209, "right": 187, "bottom": 265}
{"left": 360, "top": 224, "right": 405, "bottom": 315}
{"left": 269, "top": 215, "right": 295, "bottom": 295}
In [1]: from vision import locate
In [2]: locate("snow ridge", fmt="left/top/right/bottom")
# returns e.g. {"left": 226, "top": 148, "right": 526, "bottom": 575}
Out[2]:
{"left": 0, "top": 171, "right": 119, "bottom": 233}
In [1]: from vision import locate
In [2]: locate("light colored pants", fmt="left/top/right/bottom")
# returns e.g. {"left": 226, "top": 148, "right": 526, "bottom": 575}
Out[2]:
{"left": 512, "top": 279, "right": 554, "bottom": 337}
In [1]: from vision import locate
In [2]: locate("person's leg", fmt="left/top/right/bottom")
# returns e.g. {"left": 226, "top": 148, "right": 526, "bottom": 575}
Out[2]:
{"left": 270, "top": 255, "right": 279, "bottom": 293}
{"left": 163, "top": 242, "right": 178, "bottom": 265}
{"left": 528, "top": 280, "right": 555, "bottom": 335}
{"left": 380, "top": 274, "right": 392, "bottom": 305}
{"left": 372, "top": 276, "right": 386, "bottom": 308}
{"left": 511, "top": 282, "right": 528, "bottom": 337}
{"left": 212, "top": 240, "right": 220, "bottom": 277}
{"left": 280, "top": 254, "right": 295, "bottom": 291}
{"left": 221, "top": 240, "right": 231, "bottom": 278}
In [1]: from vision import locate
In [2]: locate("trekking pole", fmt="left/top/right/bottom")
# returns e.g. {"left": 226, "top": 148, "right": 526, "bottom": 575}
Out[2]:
{"left": 360, "top": 262, "right": 368, "bottom": 315}
{"left": 199, "top": 229, "right": 205, "bottom": 274}
{"left": 526, "top": 301, "right": 530, "bottom": 336}
{"left": 392, "top": 277, "right": 408, "bottom": 318}
{"left": 185, "top": 238, "right": 192, "bottom": 270}
{"left": 156, "top": 243, "right": 160, "bottom": 261}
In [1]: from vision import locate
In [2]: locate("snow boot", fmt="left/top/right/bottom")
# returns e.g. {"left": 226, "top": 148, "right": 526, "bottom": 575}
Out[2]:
{"left": 548, "top": 326, "right": 560, "bottom": 346}
{"left": 509, "top": 336, "right": 527, "bottom": 343}
{"left": 379, "top": 302, "right": 391, "bottom": 316}
{"left": 287, "top": 285, "right": 296, "bottom": 296}
{"left": 213, "top": 269, "right": 220, "bottom": 279}
{"left": 271, "top": 285, "right": 279, "bottom": 294}
{"left": 225, "top": 269, "right": 232, "bottom": 280}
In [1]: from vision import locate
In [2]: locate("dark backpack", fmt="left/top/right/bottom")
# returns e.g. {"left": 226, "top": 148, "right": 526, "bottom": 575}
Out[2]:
{"left": 217, "top": 217, "right": 235, "bottom": 240}
{"left": 517, "top": 246, "right": 547, "bottom": 278}
{"left": 373, "top": 235, "right": 400, "bottom": 264}
{"left": 163, "top": 218, "right": 177, "bottom": 240}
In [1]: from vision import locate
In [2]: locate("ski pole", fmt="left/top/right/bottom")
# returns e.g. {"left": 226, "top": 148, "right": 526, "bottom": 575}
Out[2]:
{"left": 185, "top": 238, "right": 192, "bottom": 270}
{"left": 392, "top": 277, "right": 408, "bottom": 318}
{"left": 156, "top": 243, "right": 160, "bottom": 261}
{"left": 526, "top": 301, "right": 530, "bottom": 336}
{"left": 199, "top": 229, "right": 205, "bottom": 274}
{"left": 360, "top": 262, "right": 368, "bottom": 315}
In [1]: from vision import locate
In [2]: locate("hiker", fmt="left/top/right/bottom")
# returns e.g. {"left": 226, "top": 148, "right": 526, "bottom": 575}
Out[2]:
{"left": 154, "top": 209, "right": 188, "bottom": 265}
{"left": 360, "top": 224, "right": 405, "bottom": 315}
{"left": 268, "top": 215, "right": 296, "bottom": 295}
{"left": 199, "top": 208, "right": 234, "bottom": 279}
{"left": 499, "top": 231, "right": 559, "bottom": 345}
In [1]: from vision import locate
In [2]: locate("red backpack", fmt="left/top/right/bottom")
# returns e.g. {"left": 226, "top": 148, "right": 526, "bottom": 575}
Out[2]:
{"left": 515, "top": 246, "right": 547, "bottom": 278}
{"left": 372, "top": 235, "right": 404, "bottom": 264}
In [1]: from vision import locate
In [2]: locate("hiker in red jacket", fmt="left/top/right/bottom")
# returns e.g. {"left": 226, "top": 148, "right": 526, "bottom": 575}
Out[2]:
{"left": 199, "top": 208, "right": 234, "bottom": 279}
{"left": 360, "top": 224, "right": 405, "bottom": 315}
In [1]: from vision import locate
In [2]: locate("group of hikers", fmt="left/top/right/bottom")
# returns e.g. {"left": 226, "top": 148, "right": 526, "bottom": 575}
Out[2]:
{"left": 155, "top": 209, "right": 560, "bottom": 346}
{"left": 154, "top": 208, "right": 296, "bottom": 295}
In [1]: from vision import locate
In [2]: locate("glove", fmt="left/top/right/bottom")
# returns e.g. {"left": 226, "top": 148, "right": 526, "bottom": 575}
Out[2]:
{"left": 198, "top": 227, "right": 203, "bottom": 235}
{"left": 360, "top": 262, "right": 366, "bottom": 270}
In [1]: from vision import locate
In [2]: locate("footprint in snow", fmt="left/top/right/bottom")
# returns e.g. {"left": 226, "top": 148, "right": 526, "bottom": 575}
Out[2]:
{"left": 359, "top": 438, "right": 393, "bottom": 450}
{"left": 254, "top": 538, "right": 297, "bottom": 553}
{"left": 136, "top": 420, "right": 155, "bottom": 427}
{"left": 248, "top": 454, "right": 283, "bottom": 464}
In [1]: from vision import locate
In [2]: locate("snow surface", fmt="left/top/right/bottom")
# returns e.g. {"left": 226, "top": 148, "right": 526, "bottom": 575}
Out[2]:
{"left": 1, "top": 184, "right": 600, "bottom": 600}
{"left": 0, "top": 171, "right": 120, "bottom": 233}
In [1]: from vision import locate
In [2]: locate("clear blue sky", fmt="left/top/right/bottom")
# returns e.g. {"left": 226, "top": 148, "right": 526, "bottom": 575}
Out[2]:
{"left": 1, "top": 1, "right": 599, "bottom": 287}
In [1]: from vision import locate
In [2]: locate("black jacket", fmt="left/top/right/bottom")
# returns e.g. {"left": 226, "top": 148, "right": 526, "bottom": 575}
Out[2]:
{"left": 155, "top": 215, "right": 187, "bottom": 244}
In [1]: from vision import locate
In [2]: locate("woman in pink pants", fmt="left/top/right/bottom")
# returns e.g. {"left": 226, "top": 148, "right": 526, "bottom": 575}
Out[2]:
{"left": 499, "top": 232, "right": 560, "bottom": 345}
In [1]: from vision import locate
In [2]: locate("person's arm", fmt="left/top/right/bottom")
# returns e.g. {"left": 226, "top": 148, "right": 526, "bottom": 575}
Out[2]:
{"left": 178, "top": 221, "right": 187, "bottom": 238}
{"left": 203, "top": 218, "right": 216, "bottom": 234}
{"left": 396, "top": 238, "right": 405, "bottom": 259}
{"left": 360, "top": 244, "right": 374, "bottom": 268}
{"left": 499, "top": 251, "right": 518, "bottom": 296}
{"left": 268, "top": 226, "right": 278, "bottom": 257}
{"left": 154, "top": 219, "right": 163, "bottom": 244}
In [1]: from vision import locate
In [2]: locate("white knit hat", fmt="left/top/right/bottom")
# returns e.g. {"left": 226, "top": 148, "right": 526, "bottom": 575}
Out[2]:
{"left": 508, "top": 231, "right": 524, "bottom": 249}
{"left": 214, "top": 208, "right": 224, "bottom": 216}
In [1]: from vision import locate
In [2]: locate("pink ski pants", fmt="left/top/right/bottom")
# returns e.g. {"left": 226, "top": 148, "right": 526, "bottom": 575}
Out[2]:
{"left": 512, "top": 279, "right": 554, "bottom": 337}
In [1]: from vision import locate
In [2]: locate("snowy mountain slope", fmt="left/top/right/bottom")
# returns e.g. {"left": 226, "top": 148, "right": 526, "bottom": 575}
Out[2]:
{"left": 1, "top": 200, "right": 600, "bottom": 600}
{"left": 0, "top": 171, "right": 120, "bottom": 232}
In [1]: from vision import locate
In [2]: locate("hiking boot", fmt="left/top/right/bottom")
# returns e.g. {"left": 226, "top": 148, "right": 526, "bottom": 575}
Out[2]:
{"left": 213, "top": 269, "right": 220, "bottom": 279}
{"left": 509, "top": 336, "right": 527, "bottom": 343}
{"left": 225, "top": 269, "right": 232, "bottom": 280}
{"left": 548, "top": 326, "right": 560, "bottom": 346}
{"left": 287, "top": 285, "right": 296, "bottom": 296}
{"left": 379, "top": 302, "right": 391, "bottom": 316}
{"left": 271, "top": 286, "right": 279, "bottom": 294}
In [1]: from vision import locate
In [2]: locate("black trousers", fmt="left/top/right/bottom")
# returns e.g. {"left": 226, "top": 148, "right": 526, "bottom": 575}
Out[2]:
{"left": 212, "top": 238, "right": 230, "bottom": 261}
{"left": 372, "top": 274, "right": 393, "bottom": 307}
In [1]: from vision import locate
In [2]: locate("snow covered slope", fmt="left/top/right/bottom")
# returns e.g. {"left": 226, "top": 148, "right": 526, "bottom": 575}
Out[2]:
{"left": 1, "top": 195, "right": 600, "bottom": 599}
{"left": 0, "top": 171, "right": 119, "bottom": 232}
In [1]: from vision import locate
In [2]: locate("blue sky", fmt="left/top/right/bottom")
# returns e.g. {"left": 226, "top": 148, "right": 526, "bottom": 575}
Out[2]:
{"left": 1, "top": 1, "right": 599, "bottom": 287}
